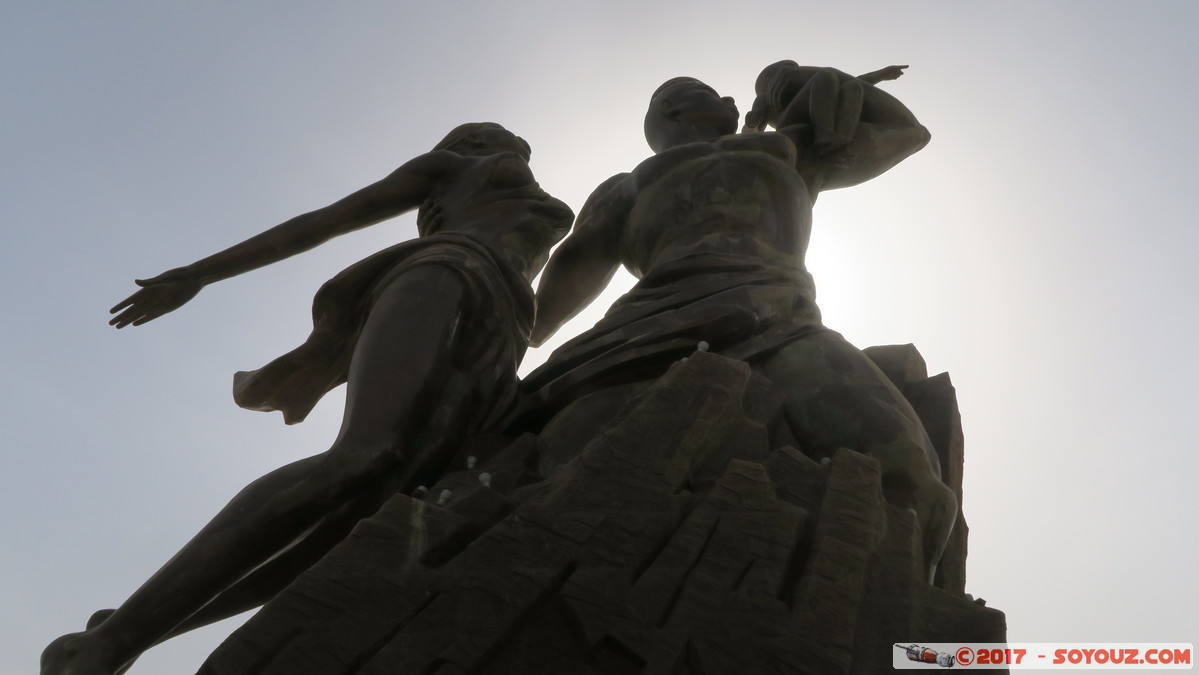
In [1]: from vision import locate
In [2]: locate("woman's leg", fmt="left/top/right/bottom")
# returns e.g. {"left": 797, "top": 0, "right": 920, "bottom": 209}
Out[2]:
{"left": 78, "top": 486, "right": 390, "bottom": 673}
{"left": 42, "top": 265, "right": 468, "bottom": 675}
{"left": 758, "top": 330, "right": 956, "bottom": 582}
{"left": 167, "top": 485, "right": 395, "bottom": 638}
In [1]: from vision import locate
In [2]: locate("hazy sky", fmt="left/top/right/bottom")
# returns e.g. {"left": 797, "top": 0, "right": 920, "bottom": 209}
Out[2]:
{"left": 5, "top": 2, "right": 1197, "bottom": 672}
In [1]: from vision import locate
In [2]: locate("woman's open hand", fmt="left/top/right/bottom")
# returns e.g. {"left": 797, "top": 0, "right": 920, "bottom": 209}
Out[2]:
{"left": 109, "top": 269, "right": 203, "bottom": 328}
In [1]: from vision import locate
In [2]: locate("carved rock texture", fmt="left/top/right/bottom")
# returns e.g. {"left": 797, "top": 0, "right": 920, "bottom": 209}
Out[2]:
{"left": 862, "top": 344, "right": 969, "bottom": 596}
{"left": 201, "top": 350, "right": 1003, "bottom": 675}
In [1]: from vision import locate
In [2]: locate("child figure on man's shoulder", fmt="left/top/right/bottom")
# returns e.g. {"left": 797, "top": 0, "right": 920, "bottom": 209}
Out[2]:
{"left": 743, "top": 60, "right": 910, "bottom": 157}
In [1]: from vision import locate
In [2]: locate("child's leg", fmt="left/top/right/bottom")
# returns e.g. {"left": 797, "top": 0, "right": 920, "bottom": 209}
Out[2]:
{"left": 776, "top": 68, "right": 845, "bottom": 152}
{"left": 832, "top": 79, "right": 865, "bottom": 148}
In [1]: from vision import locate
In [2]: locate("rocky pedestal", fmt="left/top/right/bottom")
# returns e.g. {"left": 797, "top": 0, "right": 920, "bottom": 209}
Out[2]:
{"left": 200, "top": 349, "right": 1003, "bottom": 675}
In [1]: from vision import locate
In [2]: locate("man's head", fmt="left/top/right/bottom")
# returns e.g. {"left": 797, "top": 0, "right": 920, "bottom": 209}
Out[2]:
{"left": 644, "top": 78, "right": 738, "bottom": 153}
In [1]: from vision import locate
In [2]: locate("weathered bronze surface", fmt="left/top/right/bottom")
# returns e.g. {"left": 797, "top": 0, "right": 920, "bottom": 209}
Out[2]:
{"left": 43, "top": 65, "right": 1002, "bottom": 675}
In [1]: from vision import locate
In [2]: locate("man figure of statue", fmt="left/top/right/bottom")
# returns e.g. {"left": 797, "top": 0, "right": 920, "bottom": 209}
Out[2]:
{"left": 514, "top": 73, "right": 954, "bottom": 580}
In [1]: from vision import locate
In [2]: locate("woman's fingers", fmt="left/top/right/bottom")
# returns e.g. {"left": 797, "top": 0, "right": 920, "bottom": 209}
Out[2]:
{"left": 110, "top": 309, "right": 140, "bottom": 328}
{"left": 131, "top": 313, "right": 158, "bottom": 327}
{"left": 109, "top": 300, "right": 155, "bottom": 327}
{"left": 110, "top": 292, "right": 140, "bottom": 314}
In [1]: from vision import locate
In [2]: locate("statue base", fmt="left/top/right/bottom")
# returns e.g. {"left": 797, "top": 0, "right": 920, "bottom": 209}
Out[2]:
{"left": 200, "top": 350, "right": 1004, "bottom": 675}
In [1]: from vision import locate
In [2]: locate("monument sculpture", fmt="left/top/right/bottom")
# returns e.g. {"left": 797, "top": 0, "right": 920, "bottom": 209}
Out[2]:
{"left": 43, "top": 66, "right": 1004, "bottom": 675}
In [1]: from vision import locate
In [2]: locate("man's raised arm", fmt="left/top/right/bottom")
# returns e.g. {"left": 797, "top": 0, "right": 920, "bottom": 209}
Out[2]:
{"left": 785, "top": 68, "right": 930, "bottom": 195}
{"left": 530, "top": 173, "right": 630, "bottom": 347}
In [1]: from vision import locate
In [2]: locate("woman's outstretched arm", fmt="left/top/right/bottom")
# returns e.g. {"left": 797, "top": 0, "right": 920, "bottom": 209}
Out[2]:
{"left": 109, "top": 151, "right": 457, "bottom": 328}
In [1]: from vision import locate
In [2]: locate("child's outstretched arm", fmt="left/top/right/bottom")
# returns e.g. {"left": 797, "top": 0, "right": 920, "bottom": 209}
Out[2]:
{"left": 857, "top": 64, "right": 908, "bottom": 85}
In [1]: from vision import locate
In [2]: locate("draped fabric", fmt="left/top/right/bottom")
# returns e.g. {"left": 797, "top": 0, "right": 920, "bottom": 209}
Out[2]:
{"left": 510, "top": 252, "right": 825, "bottom": 430}
{"left": 233, "top": 233, "right": 533, "bottom": 427}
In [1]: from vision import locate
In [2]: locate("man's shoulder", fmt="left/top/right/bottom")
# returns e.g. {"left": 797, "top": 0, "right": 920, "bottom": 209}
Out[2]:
{"left": 594, "top": 171, "right": 633, "bottom": 192}
{"left": 583, "top": 171, "right": 634, "bottom": 207}
{"left": 576, "top": 171, "right": 635, "bottom": 225}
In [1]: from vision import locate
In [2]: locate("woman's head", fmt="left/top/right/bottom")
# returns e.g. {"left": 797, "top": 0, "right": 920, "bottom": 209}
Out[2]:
{"left": 434, "top": 122, "right": 531, "bottom": 162}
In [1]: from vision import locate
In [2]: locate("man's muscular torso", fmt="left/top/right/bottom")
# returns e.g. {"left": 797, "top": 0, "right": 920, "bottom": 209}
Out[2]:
{"left": 611, "top": 131, "right": 815, "bottom": 277}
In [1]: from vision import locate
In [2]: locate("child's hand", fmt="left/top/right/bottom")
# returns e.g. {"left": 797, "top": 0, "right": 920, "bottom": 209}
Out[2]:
{"left": 873, "top": 65, "right": 909, "bottom": 81}
{"left": 742, "top": 110, "right": 766, "bottom": 133}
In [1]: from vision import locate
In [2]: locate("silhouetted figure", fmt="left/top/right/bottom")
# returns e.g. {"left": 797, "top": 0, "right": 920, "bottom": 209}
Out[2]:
{"left": 515, "top": 75, "right": 953, "bottom": 583}
{"left": 41, "top": 123, "right": 572, "bottom": 675}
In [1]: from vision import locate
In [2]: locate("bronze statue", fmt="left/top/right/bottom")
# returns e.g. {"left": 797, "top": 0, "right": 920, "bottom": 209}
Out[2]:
{"left": 41, "top": 123, "right": 572, "bottom": 675}
{"left": 511, "top": 73, "right": 955, "bottom": 581}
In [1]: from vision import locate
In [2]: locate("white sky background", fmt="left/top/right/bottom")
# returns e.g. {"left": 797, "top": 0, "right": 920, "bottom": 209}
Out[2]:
{"left": 4, "top": 2, "right": 1196, "bottom": 672}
